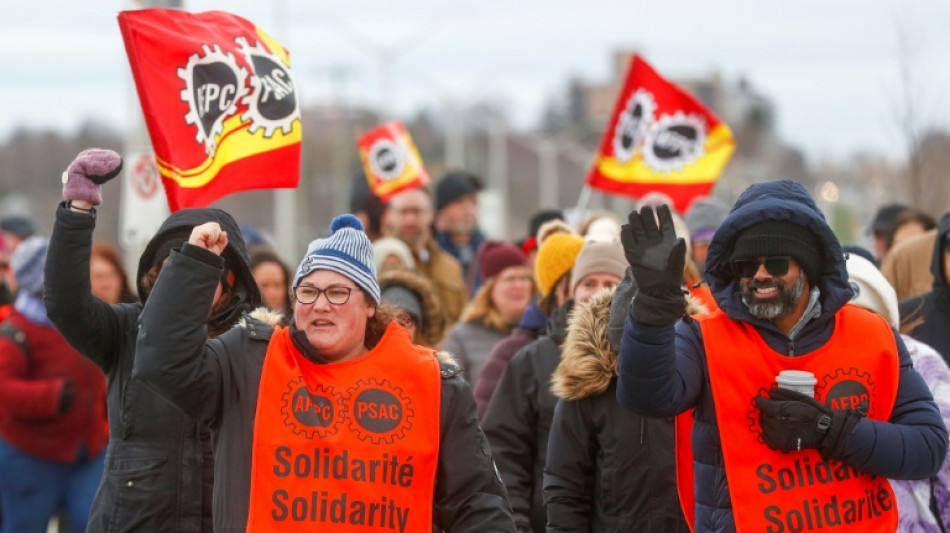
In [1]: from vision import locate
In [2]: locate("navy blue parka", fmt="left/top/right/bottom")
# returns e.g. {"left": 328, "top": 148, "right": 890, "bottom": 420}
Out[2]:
{"left": 616, "top": 180, "right": 948, "bottom": 533}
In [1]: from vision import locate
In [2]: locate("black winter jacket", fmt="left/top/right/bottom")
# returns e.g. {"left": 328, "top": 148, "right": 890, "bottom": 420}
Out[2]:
{"left": 617, "top": 180, "right": 948, "bottom": 533}
{"left": 132, "top": 244, "right": 516, "bottom": 533}
{"left": 901, "top": 213, "right": 950, "bottom": 365}
{"left": 44, "top": 203, "right": 259, "bottom": 533}
{"left": 483, "top": 301, "right": 572, "bottom": 533}
{"left": 544, "top": 289, "right": 692, "bottom": 533}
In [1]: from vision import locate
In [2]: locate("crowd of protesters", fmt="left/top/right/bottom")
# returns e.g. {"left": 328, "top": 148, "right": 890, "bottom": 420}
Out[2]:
{"left": 0, "top": 147, "right": 948, "bottom": 533}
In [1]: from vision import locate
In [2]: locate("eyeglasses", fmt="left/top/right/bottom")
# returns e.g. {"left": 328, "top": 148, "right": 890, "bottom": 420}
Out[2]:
{"left": 293, "top": 285, "right": 354, "bottom": 305}
{"left": 731, "top": 256, "right": 792, "bottom": 278}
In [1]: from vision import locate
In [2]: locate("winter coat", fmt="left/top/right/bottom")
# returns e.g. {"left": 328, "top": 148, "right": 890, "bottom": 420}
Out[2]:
{"left": 616, "top": 180, "right": 948, "bottom": 533}
{"left": 544, "top": 289, "right": 700, "bottom": 532}
{"left": 414, "top": 238, "right": 469, "bottom": 327}
{"left": 378, "top": 266, "right": 447, "bottom": 348}
{"left": 901, "top": 214, "right": 950, "bottom": 365}
{"left": 44, "top": 203, "right": 260, "bottom": 533}
{"left": 0, "top": 309, "right": 107, "bottom": 464}
{"left": 475, "top": 302, "right": 547, "bottom": 420}
{"left": 132, "top": 243, "right": 516, "bottom": 533}
{"left": 442, "top": 319, "right": 508, "bottom": 387}
{"left": 891, "top": 335, "right": 950, "bottom": 532}
{"left": 436, "top": 227, "right": 486, "bottom": 295}
{"left": 483, "top": 301, "right": 572, "bottom": 533}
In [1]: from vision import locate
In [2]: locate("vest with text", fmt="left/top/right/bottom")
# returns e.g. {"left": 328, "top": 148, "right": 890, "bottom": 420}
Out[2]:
{"left": 247, "top": 322, "right": 442, "bottom": 532}
{"left": 700, "top": 303, "right": 899, "bottom": 533}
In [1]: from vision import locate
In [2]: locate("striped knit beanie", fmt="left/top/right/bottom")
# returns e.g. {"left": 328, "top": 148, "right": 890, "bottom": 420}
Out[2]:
{"left": 294, "top": 214, "right": 381, "bottom": 304}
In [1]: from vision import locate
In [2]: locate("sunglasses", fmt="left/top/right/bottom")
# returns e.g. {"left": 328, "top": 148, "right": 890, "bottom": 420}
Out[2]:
{"left": 731, "top": 256, "right": 792, "bottom": 278}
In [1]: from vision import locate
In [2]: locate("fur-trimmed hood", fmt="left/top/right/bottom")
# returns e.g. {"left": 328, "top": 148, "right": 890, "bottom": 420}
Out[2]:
{"left": 378, "top": 267, "right": 447, "bottom": 348}
{"left": 552, "top": 289, "right": 708, "bottom": 400}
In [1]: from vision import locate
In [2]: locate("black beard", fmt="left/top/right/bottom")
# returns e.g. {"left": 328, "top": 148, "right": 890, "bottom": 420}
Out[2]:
{"left": 741, "top": 271, "right": 805, "bottom": 320}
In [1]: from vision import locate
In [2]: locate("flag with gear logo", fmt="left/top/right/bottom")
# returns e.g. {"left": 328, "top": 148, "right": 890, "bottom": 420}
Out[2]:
{"left": 357, "top": 122, "right": 430, "bottom": 202}
{"left": 118, "top": 9, "right": 301, "bottom": 212}
{"left": 585, "top": 54, "right": 735, "bottom": 212}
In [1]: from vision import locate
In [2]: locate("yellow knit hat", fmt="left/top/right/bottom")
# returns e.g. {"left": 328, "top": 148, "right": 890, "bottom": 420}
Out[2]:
{"left": 535, "top": 233, "right": 585, "bottom": 296}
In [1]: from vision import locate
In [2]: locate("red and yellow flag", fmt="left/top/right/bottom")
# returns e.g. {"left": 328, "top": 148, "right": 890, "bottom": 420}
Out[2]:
{"left": 586, "top": 54, "right": 734, "bottom": 212}
{"left": 357, "top": 122, "right": 430, "bottom": 201}
{"left": 118, "top": 9, "right": 301, "bottom": 212}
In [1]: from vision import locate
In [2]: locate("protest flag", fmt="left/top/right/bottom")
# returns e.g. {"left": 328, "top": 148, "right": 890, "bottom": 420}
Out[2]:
{"left": 118, "top": 9, "right": 301, "bottom": 212}
{"left": 357, "top": 122, "right": 430, "bottom": 201}
{"left": 585, "top": 54, "right": 734, "bottom": 212}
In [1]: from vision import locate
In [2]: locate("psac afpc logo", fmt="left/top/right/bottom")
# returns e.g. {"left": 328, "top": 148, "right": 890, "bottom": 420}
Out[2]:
{"left": 177, "top": 37, "right": 300, "bottom": 155}
{"left": 611, "top": 88, "right": 707, "bottom": 172}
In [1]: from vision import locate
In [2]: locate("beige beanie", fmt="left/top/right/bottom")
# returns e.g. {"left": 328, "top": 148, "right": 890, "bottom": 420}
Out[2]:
{"left": 571, "top": 240, "right": 627, "bottom": 292}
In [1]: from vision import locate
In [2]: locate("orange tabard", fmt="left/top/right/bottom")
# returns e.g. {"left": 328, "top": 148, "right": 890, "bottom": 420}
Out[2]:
{"left": 699, "top": 304, "right": 899, "bottom": 533}
{"left": 247, "top": 322, "right": 441, "bottom": 532}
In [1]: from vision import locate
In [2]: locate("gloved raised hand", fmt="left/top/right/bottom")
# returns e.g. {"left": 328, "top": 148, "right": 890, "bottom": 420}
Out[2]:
{"left": 755, "top": 387, "right": 862, "bottom": 459}
{"left": 619, "top": 204, "right": 687, "bottom": 325}
{"left": 62, "top": 149, "right": 123, "bottom": 206}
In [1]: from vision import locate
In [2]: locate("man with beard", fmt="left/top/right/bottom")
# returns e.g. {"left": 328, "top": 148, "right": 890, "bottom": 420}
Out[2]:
{"left": 615, "top": 180, "right": 947, "bottom": 533}
{"left": 385, "top": 187, "right": 468, "bottom": 327}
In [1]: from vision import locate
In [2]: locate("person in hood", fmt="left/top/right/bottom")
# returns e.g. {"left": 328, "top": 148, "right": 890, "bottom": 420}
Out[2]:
{"left": 543, "top": 275, "right": 702, "bottom": 532}
{"left": 483, "top": 239, "right": 626, "bottom": 533}
{"left": 846, "top": 253, "right": 950, "bottom": 532}
{"left": 379, "top": 266, "right": 447, "bottom": 349}
{"left": 44, "top": 149, "right": 261, "bottom": 533}
{"left": 132, "top": 214, "right": 516, "bottom": 532}
{"left": 900, "top": 212, "right": 950, "bottom": 366}
{"left": 616, "top": 179, "right": 947, "bottom": 533}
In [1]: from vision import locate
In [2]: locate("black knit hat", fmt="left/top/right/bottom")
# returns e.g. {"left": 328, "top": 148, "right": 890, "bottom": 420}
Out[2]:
{"left": 731, "top": 221, "right": 821, "bottom": 282}
{"left": 435, "top": 171, "right": 482, "bottom": 212}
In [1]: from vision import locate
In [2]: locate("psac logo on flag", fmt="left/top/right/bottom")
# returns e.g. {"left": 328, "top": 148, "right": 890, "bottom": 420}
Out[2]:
{"left": 358, "top": 122, "right": 430, "bottom": 202}
{"left": 612, "top": 89, "right": 706, "bottom": 173}
{"left": 178, "top": 36, "right": 298, "bottom": 155}
{"left": 585, "top": 54, "right": 734, "bottom": 213}
{"left": 119, "top": 9, "right": 302, "bottom": 211}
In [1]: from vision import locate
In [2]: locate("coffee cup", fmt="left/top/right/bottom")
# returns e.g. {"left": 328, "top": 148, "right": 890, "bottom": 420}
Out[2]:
{"left": 776, "top": 370, "right": 817, "bottom": 398}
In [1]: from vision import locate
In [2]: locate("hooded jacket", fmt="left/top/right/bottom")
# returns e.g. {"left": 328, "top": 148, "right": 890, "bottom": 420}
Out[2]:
{"left": 616, "top": 180, "right": 947, "bottom": 533}
{"left": 378, "top": 267, "right": 447, "bottom": 348}
{"left": 44, "top": 203, "right": 259, "bottom": 533}
{"left": 132, "top": 243, "right": 516, "bottom": 533}
{"left": 544, "top": 289, "right": 699, "bottom": 532}
{"left": 482, "top": 300, "right": 572, "bottom": 533}
{"left": 900, "top": 213, "right": 950, "bottom": 365}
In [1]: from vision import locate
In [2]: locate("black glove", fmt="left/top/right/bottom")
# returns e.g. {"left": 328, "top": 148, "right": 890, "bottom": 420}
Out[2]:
{"left": 755, "top": 387, "right": 862, "bottom": 459}
{"left": 59, "top": 379, "right": 75, "bottom": 414}
{"left": 620, "top": 204, "right": 687, "bottom": 325}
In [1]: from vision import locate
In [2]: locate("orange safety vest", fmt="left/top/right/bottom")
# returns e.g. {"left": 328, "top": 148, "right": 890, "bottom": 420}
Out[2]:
{"left": 247, "top": 322, "right": 442, "bottom": 532}
{"left": 697, "top": 304, "right": 900, "bottom": 533}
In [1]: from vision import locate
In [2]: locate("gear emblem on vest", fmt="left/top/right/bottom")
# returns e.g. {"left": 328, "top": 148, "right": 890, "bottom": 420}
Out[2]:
{"left": 818, "top": 367, "right": 874, "bottom": 416}
{"left": 747, "top": 386, "right": 771, "bottom": 444}
{"left": 280, "top": 378, "right": 345, "bottom": 439}
{"left": 345, "top": 378, "right": 414, "bottom": 445}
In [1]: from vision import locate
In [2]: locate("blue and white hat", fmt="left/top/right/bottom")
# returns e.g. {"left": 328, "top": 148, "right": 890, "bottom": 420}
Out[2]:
{"left": 294, "top": 214, "right": 380, "bottom": 304}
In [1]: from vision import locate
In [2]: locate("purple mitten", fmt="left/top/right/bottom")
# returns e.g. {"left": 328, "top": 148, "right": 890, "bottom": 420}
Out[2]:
{"left": 62, "top": 149, "right": 123, "bottom": 206}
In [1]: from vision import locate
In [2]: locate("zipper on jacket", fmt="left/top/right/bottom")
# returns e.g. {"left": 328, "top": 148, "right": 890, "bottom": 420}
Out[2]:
{"left": 639, "top": 418, "right": 645, "bottom": 444}
{"left": 788, "top": 340, "right": 795, "bottom": 357}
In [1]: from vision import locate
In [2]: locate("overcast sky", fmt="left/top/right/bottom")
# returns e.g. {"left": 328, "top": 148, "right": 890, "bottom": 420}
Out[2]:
{"left": 3, "top": 0, "right": 948, "bottom": 163}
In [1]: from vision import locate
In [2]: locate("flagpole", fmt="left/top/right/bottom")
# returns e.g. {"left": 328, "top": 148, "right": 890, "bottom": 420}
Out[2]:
{"left": 569, "top": 184, "right": 594, "bottom": 228}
